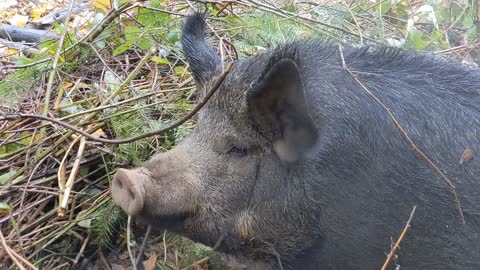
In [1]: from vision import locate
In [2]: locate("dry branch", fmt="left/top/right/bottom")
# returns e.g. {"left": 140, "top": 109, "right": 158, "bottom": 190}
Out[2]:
{"left": 0, "top": 38, "right": 39, "bottom": 55}
{"left": 0, "top": 24, "right": 57, "bottom": 43}
{"left": 30, "top": 4, "right": 87, "bottom": 28}
{"left": 381, "top": 206, "right": 417, "bottom": 270}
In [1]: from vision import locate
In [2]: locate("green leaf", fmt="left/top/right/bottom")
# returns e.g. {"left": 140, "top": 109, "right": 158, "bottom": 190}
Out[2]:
{"left": 53, "top": 22, "right": 65, "bottom": 35}
{"left": 138, "top": 8, "right": 154, "bottom": 26}
{"left": 0, "top": 202, "right": 9, "bottom": 215}
{"left": 78, "top": 166, "right": 90, "bottom": 177}
{"left": 151, "top": 56, "right": 170, "bottom": 64}
{"left": 167, "top": 32, "right": 180, "bottom": 44}
{"left": 137, "top": 3, "right": 169, "bottom": 27}
{"left": 463, "top": 14, "right": 474, "bottom": 29}
{"left": 0, "top": 171, "right": 16, "bottom": 184}
{"left": 78, "top": 218, "right": 92, "bottom": 228}
{"left": 39, "top": 39, "right": 56, "bottom": 50}
{"left": 377, "top": 1, "right": 391, "bottom": 14}
{"left": 137, "top": 38, "right": 151, "bottom": 50}
{"left": 466, "top": 25, "right": 478, "bottom": 41}
{"left": 87, "top": 188, "right": 102, "bottom": 196}
{"left": 174, "top": 66, "right": 185, "bottom": 74}
{"left": 124, "top": 26, "right": 151, "bottom": 50}
{"left": 112, "top": 41, "right": 133, "bottom": 57}
{"left": 450, "top": 3, "right": 463, "bottom": 17}
{"left": 124, "top": 26, "right": 142, "bottom": 42}
{"left": 150, "top": 0, "right": 164, "bottom": 8}
{"left": 77, "top": 209, "right": 95, "bottom": 228}
{"left": 15, "top": 57, "right": 33, "bottom": 66}
{"left": 406, "top": 31, "right": 425, "bottom": 50}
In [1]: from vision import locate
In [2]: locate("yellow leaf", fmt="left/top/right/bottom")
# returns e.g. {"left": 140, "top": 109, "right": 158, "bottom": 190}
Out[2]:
{"left": 31, "top": 7, "right": 47, "bottom": 22}
{"left": 92, "top": 0, "right": 111, "bottom": 13}
{"left": 63, "top": 81, "right": 74, "bottom": 89}
{"left": 90, "top": 128, "right": 106, "bottom": 139}
{"left": 5, "top": 48, "right": 18, "bottom": 56}
{"left": 9, "top": 14, "right": 29, "bottom": 27}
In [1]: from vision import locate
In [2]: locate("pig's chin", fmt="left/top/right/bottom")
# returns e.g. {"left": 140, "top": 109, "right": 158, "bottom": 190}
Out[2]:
{"left": 138, "top": 212, "right": 191, "bottom": 232}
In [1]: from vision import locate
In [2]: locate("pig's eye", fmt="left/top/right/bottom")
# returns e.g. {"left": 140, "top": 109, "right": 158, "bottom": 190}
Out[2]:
{"left": 226, "top": 146, "right": 248, "bottom": 158}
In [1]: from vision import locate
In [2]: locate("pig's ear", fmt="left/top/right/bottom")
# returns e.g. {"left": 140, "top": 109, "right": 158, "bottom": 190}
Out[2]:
{"left": 247, "top": 59, "right": 318, "bottom": 162}
{"left": 181, "top": 12, "right": 221, "bottom": 86}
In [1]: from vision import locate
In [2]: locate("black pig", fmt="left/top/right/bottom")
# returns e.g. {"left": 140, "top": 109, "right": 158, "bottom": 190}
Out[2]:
{"left": 111, "top": 12, "right": 480, "bottom": 269}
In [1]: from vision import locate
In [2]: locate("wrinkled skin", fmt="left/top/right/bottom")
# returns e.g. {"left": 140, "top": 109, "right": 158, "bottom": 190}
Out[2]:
{"left": 111, "top": 13, "right": 480, "bottom": 269}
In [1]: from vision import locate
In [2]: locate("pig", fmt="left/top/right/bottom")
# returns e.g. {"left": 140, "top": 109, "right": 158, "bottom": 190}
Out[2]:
{"left": 111, "top": 12, "right": 480, "bottom": 269}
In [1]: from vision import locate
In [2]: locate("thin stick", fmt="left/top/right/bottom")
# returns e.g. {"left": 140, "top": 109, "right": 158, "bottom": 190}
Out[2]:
{"left": 73, "top": 230, "right": 91, "bottom": 264}
{"left": 57, "top": 136, "right": 80, "bottom": 214}
{"left": 179, "top": 256, "right": 210, "bottom": 270}
{"left": 59, "top": 136, "right": 87, "bottom": 215}
{"left": 163, "top": 231, "right": 167, "bottom": 264}
{"left": 0, "top": 227, "right": 39, "bottom": 270}
{"left": 127, "top": 216, "right": 137, "bottom": 270}
{"left": 338, "top": 44, "right": 465, "bottom": 224}
{"left": 38, "top": 0, "right": 76, "bottom": 143}
{"left": 0, "top": 227, "right": 26, "bottom": 270}
{"left": 381, "top": 206, "right": 417, "bottom": 270}
{"left": 135, "top": 225, "right": 152, "bottom": 266}
{"left": 17, "top": 155, "right": 49, "bottom": 253}
{"left": 1, "top": 62, "right": 234, "bottom": 145}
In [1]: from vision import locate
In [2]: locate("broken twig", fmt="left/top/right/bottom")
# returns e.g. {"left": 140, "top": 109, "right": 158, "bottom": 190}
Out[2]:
{"left": 381, "top": 206, "right": 417, "bottom": 270}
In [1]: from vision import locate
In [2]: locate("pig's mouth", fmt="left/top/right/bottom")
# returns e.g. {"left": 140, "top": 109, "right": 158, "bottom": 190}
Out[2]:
{"left": 139, "top": 211, "right": 192, "bottom": 232}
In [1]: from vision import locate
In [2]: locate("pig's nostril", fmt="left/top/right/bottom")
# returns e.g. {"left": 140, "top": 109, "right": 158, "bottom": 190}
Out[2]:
{"left": 128, "top": 190, "right": 135, "bottom": 200}
{"left": 115, "top": 179, "right": 123, "bottom": 189}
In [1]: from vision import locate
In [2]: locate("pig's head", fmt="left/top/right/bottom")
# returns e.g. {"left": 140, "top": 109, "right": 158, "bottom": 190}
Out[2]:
{"left": 111, "top": 12, "right": 320, "bottom": 264}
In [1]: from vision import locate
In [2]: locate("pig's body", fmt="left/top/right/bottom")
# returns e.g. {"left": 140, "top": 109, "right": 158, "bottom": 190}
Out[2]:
{"left": 269, "top": 43, "right": 480, "bottom": 269}
{"left": 111, "top": 13, "right": 480, "bottom": 269}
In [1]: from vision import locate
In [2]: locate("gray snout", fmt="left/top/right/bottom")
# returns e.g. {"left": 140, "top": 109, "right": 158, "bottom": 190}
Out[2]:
{"left": 111, "top": 168, "right": 145, "bottom": 216}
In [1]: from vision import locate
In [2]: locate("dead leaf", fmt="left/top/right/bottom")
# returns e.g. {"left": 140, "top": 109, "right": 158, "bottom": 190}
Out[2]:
{"left": 0, "top": 0, "right": 17, "bottom": 10}
{"left": 9, "top": 14, "right": 29, "bottom": 27}
{"left": 142, "top": 254, "right": 157, "bottom": 270}
{"left": 194, "top": 260, "right": 209, "bottom": 270}
{"left": 459, "top": 148, "right": 474, "bottom": 165}
{"left": 31, "top": 7, "right": 47, "bottom": 22}
{"left": 63, "top": 81, "right": 74, "bottom": 89}
{"left": 92, "top": 0, "right": 111, "bottom": 13}
{"left": 111, "top": 264, "right": 128, "bottom": 270}
{"left": 5, "top": 48, "right": 18, "bottom": 57}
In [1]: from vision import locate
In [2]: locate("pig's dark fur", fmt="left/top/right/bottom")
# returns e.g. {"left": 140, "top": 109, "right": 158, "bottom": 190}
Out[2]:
{"left": 115, "top": 12, "right": 480, "bottom": 270}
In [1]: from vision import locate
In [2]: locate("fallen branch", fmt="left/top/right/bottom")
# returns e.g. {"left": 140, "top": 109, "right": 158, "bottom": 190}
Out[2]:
{"left": 0, "top": 38, "right": 39, "bottom": 55}
{"left": 30, "top": 3, "right": 87, "bottom": 29}
{"left": 0, "top": 24, "right": 57, "bottom": 43}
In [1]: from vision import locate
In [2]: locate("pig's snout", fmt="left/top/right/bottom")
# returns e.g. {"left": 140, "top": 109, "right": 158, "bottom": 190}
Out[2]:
{"left": 111, "top": 168, "right": 146, "bottom": 216}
